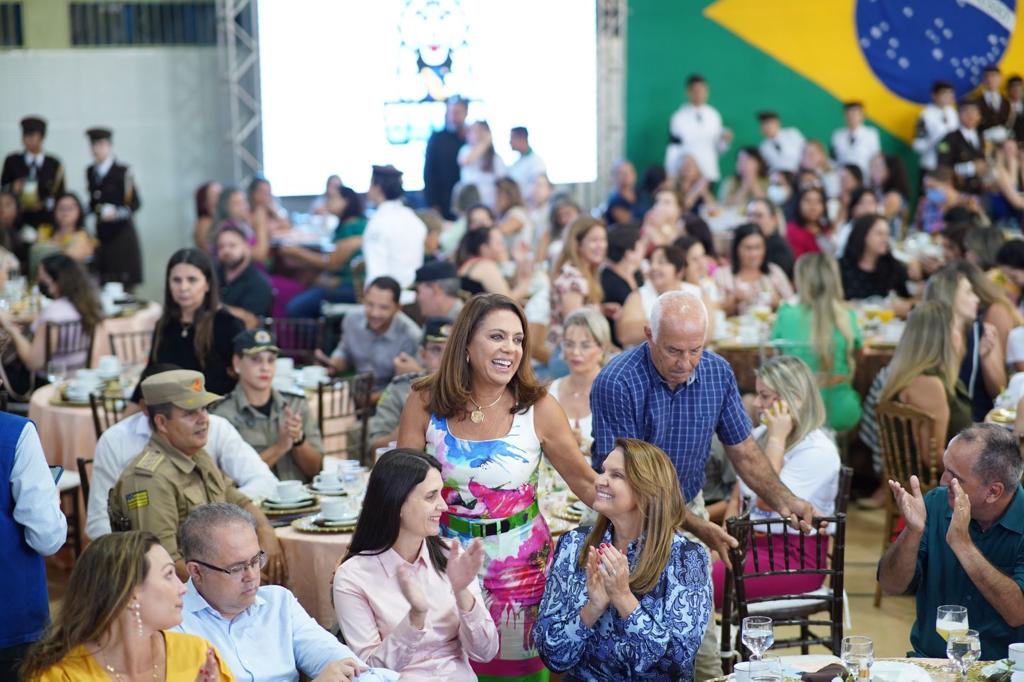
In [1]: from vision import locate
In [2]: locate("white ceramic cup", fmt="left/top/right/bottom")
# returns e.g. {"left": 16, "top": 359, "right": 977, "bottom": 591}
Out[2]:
{"left": 98, "top": 355, "right": 121, "bottom": 376}
{"left": 301, "top": 365, "right": 327, "bottom": 386}
{"left": 274, "top": 480, "right": 305, "bottom": 501}
{"left": 313, "top": 472, "right": 341, "bottom": 489}
{"left": 103, "top": 282, "right": 125, "bottom": 297}
{"left": 320, "top": 497, "right": 348, "bottom": 521}
{"left": 1010, "top": 643, "right": 1024, "bottom": 670}
{"left": 275, "top": 357, "right": 295, "bottom": 377}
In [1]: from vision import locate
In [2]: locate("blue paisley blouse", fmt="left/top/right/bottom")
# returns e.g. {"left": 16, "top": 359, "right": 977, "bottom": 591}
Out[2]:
{"left": 533, "top": 525, "right": 711, "bottom": 681}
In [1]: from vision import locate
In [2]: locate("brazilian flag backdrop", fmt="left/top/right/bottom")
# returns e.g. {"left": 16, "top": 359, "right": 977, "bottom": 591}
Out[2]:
{"left": 626, "top": 0, "right": 1023, "bottom": 186}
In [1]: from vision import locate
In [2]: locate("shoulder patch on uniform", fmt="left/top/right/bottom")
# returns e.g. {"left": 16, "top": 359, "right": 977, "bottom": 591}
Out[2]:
{"left": 126, "top": 490, "right": 149, "bottom": 509}
{"left": 135, "top": 451, "right": 164, "bottom": 473}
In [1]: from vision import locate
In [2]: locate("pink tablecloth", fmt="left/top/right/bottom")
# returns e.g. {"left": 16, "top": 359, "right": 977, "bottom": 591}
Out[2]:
{"left": 90, "top": 301, "right": 163, "bottom": 366}
{"left": 276, "top": 525, "right": 352, "bottom": 628}
{"left": 29, "top": 383, "right": 95, "bottom": 471}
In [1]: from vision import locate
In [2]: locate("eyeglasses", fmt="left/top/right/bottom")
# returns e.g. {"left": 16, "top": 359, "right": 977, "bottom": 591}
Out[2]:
{"left": 189, "top": 551, "right": 266, "bottom": 578}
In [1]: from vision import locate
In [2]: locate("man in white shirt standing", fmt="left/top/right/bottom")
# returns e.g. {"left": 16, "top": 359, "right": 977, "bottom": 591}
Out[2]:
{"left": 360, "top": 165, "right": 426, "bottom": 296}
{"left": 507, "top": 126, "right": 546, "bottom": 195}
{"left": 830, "top": 101, "right": 882, "bottom": 177}
{"left": 0, "top": 412, "right": 66, "bottom": 679}
{"left": 757, "top": 111, "right": 805, "bottom": 173}
{"left": 665, "top": 74, "right": 733, "bottom": 182}
{"left": 913, "top": 81, "right": 959, "bottom": 175}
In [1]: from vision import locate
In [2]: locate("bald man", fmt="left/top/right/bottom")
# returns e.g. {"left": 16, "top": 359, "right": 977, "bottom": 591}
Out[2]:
{"left": 591, "top": 290, "right": 815, "bottom": 679}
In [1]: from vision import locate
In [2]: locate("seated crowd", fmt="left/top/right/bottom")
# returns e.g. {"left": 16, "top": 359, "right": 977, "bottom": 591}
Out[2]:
{"left": 4, "top": 65, "right": 1024, "bottom": 682}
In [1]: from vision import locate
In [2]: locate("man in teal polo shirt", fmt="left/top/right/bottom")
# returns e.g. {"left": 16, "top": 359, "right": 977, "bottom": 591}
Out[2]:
{"left": 879, "top": 424, "right": 1024, "bottom": 660}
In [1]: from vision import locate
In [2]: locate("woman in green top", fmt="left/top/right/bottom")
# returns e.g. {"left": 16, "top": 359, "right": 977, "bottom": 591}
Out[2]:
{"left": 771, "top": 252, "right": 863, "bottom": 431}
{"left": 282, "top": 184, "right": 367, "bottom": 317}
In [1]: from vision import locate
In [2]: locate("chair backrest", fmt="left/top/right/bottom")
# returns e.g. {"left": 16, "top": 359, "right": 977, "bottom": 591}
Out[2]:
{"left": 76, "top": 457, "right": 93, "bottom": 507}
{"left": 265, "top": 317, "right": 326, "bottom": 365}
{"left": 89, "top": 392, "right": 125, "bottom": 439}
{"left": 107, "top": 329, "right": 153, "bottom": 367}
{"left": 835, "top": 465, "right": 854, "bottom": 515}
{"left": 317, "top": 373, "right": 375, "bottom": 464}
{"left": 876, "top": 400, "right": 942, "bottom": 493}
{"left": 45, "top": 320, "right": 94, "bottom": 370}
{"left": 722, "top": 510, "right": 847, "bottom": 659}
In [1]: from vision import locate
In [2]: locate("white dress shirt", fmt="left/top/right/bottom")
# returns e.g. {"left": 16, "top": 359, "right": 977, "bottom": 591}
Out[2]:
{"left": 759, "top": 127, "right": 806, "bottom": 173}
{"left": 91, "top": 155, "right": 114, "bottom": 181}
{"left": 830, "top": 124, "right": 882, "bottom": 176}
{"left": 175, "top": 581, "right": 390, "bottom": 682}
{"left": 11, "top": 422, "right": 67, "bottom": 556}
{"left": 665, "top": 103, "right": 728, "bottom": 181}
{"left": 913, "top": 104, "right": 959, "bottom": 170}
{"left": 86, "top": 412, "right": 278, "bottom": 539}
{"left": 507, "top": 150, "right": 547, "bottom": 194}
{"left": 22, "top": 151, "right": 45, "bottom": 173}
{"left": 361, "top": 200, "right": 426, "bottom": 292}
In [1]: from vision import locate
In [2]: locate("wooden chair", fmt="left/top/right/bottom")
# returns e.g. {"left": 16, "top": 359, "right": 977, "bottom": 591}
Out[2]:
{"left": 873, "top": 400, "right": 942, "bottom": 607}
{"left": 107, "top": 329, "right": 153, "bottom": 366}
{"left": 89, "top": 392, "right": 127, "bottom": 439}
{"left": 317, "top": 373, "right": 375, "bottom": 465}
{"left": 76, "top": 457, "right": 93, "bottom": 509}
{"left": 57, "top": 469, "right": 83, "bottom": 559}
{"left": 45, "top": 320, "right": 95, "bottom": 371}
{"left": 720, "top": 466, "right": 852, "bottom": 671}
{"left": 264, "top": 317, "right": 326, "bottom": 365}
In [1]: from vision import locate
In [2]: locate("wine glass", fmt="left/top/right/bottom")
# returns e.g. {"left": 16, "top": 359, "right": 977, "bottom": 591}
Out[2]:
{"left": 841, "top": 636, "right": 874, "bottom": 680}
{"left": 748, "top": 655, "right": 783, "bottom": 682}
{"left": 947, "top": 629, "right": 981, "bottom": 679}
{"left": 741, "top": 616, "right": 774, "bottom": 661}
{"left": 936, "top": 605, "right": 969, "bottom": 641}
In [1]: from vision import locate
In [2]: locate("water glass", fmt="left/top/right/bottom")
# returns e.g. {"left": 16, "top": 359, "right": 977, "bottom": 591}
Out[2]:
{"left": 841, "top": 636, "right": 874, "bottom": 680}
{"left": 936, "top": 605, "right": 969, "bottom": 641}
{"left": 747, "top": 655, "right": 783, "bottom": 682}
{"left": 741, "top": 616, "right": 774, "bottom": 661}
{"left": 46, "top": 360, "right": 66, "bottom": 386}
{"left": 947, "top": 629, "right": 981, "bottom": 679}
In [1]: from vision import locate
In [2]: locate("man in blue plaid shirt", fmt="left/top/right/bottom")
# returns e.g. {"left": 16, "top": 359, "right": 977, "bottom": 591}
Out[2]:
{"left": 591, "top": 291, "right": 818, "bottom": 679}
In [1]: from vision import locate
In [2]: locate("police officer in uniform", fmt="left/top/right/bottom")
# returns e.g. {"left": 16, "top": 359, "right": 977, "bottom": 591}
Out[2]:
{"left": 108, "top": 369, "right": 286, "bottom": 582}
{"left": 210, "top": 330, "right": 324, "bottom": 483}
{"left": 1, "top": 116, "right": 65, "bottom": 230}
{"left": 85, "top": 127, "right": 142, "bottom": 289}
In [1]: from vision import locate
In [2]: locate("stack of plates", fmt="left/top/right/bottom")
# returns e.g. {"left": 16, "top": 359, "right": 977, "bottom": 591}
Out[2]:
{"left": 557, "top": 500, "right": 589, "bottom": 523}
{"left": 307, "top": 483, "right": 345, "bottom": 497}
{"left": 292, "top": 514, "right": 356, "bottom": 534}
{"left": 261, "top": 496, "right": 318, "bottom": 517}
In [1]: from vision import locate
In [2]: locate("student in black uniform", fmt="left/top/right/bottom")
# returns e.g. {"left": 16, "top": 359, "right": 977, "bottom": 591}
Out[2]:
{"left": 85, "top": 127, "right": 142, "bottom": 289}
{"left": 0, "top": 116, "right": 65, "bottom": 230}
{"left": 937, "top": 101, "right": 986, "bottom": 196}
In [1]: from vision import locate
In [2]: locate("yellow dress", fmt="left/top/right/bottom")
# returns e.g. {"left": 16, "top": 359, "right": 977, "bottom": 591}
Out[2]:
{"left": 34, "top": 631, "right": 234, "bottom": 681}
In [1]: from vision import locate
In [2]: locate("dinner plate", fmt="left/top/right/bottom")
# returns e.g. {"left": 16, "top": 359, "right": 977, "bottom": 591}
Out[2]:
{"left": 315, "top": 513, "right": 359, "bottom": 526}
{"left": 869, "top": 660, "right": 930, "bottom": 682}
{"left": 263, "top": 497, "right": 316, "bottom": 509}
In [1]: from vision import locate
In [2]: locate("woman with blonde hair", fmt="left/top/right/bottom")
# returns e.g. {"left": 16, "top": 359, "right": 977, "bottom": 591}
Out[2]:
{"left": 924, "top": 264, "right": 1007, "bottom": 421}
{"left": 879, "top": 300, "right": 971, "bottom": 452}
{"left": 534, "top": 438, "right": 711, "bottom": 680}
{"left": 712, "top": 355, "right": 840, "bottom": 608}
{"left": 771, "top": 253, "right": 863, "bottom": 432}
{"left": 21, "top": 531, "right": 232, "bottom": 681}
{"left": 549, "top": 217, "right": 607, "bottom": 341}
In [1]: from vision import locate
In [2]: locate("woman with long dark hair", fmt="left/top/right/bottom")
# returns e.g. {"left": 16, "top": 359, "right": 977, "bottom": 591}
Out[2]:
{"left": 839, "top": 215, "right": 912, "bottom": 301}
{"left": 334, "top": 449, "right": 499, "bottom": 679}
{"left": 21, "top": 531, "right": 230, "bottom": 681}
{"left": 192, "top": 181, "right": 222, "bottom": 252}
{"left": 714, "top": 223, "right": 794, "bottom": 315}
{"left": 398, "top": 294, "right": 597, "bottom": 681}
{"left": 32, "top": 193, "right": 94, "bottom": 270}
{"left": 136, "top": 248, "right": 243, "bottom": 398}
{"left": 785, "top": 186, "right": 833, "bottom": 258}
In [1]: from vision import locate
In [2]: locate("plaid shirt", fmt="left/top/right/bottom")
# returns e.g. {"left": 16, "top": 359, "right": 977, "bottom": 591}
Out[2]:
{"left": 590, "top": 343, "right": 752, "bottom": 502}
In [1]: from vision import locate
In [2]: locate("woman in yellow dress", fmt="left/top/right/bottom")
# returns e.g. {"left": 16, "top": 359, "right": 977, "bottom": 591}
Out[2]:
{"left": 21, "top": 531, "right": 233, "bottom": 681}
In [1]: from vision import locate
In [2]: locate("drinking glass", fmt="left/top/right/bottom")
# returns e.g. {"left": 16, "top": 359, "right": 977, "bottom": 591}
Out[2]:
{"left": 936, "top": 605, "right": 969, "bottom": 641}
{"left": 748, "top": 655, "right": 783, "bottom": 682}
{"left": 841, "top": 636, "right": 874, "bottom": 680}
{"left": 947, "top": 629, "right": 981, "bottom": 679}
{"left": 46, "top": 360, "right": 66, "bottom": 386}
{"left": 741, "top": 616, "right": 774, "bottom": 661}
{"left": 339, "top": 469, "right": 364, "bottom": 514}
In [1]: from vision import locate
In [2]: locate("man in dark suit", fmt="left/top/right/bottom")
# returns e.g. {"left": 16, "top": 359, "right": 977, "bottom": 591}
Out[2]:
{"left": 0, "top": 116, "right": 65, "bottom": 228}
{"left": 422, "top": 96, "right": 467, "bottom": 220}
{"left": 1007, "top": 75, "right": 1024, "bottom": 144}
{"left": 937, "top": 100, "right": 985, "bottom": 196}
{"left": 86, "top": 127, "right": 142, "bottom": 289}
{"left": 975, "top": 66, "right": 1011, "bottom": 133}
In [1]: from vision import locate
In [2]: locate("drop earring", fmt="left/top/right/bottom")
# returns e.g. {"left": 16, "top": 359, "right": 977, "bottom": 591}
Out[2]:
{"left": 132, "top": 601, "right": 143, "bottom": 638}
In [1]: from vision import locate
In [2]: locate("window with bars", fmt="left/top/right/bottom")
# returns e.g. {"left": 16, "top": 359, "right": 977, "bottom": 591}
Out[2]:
{"left": 0, "top": 2, "right": 23, "bottom": 47}
{"left": 69, "top": 2, "right": 216, "bottom": 46}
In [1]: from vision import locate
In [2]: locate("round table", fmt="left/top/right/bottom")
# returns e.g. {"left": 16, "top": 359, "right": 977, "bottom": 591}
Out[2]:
{"left": 29, "top": 383, "right": 98, "bottom": 471}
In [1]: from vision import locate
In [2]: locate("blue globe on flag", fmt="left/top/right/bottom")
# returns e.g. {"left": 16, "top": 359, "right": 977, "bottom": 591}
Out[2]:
{"left": 855, "top": 0, "right": 1016, "bottom": 104}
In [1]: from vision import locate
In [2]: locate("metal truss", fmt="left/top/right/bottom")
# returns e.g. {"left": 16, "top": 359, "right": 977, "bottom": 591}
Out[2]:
{"left": 217, "top": 0, "right": 262, "bottom": 185}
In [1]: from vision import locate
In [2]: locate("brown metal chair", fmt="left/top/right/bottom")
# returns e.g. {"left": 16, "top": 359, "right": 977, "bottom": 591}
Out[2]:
{"left": 44, "top": 320, "right": 95, "bottom": 371}
{"left": 873, "top": 400, "right": 942, "bottom": 607}
{"left": 720, "top": 466, "right": 852, "bottom": 670}
{"left": 107, "top": 329, "right": 153, "bottom": 367}
{"left": 317, "top": 373, "right": 375, "bottom": 465}
{"left": 264, "top": 317, "right": 326, "bottom": 365}
{"left": 89, "top": 392, "right": 126, "bottom": 439}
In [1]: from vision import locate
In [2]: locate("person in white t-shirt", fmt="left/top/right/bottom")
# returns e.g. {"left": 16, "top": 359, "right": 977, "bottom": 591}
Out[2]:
{"left": 361, "top": 165, "right": 426, "bottom": 292}
{"left": 507, "top": 126, "right": 546, "bottom": 197}
{"left": 457, "top": 121, "right": 507, "bottom": 209}
{"left": 830, "top": 101, "right": 882, "bottom": 177}
{"left": 711, "top": 354, "right": 840, "bottom": 609}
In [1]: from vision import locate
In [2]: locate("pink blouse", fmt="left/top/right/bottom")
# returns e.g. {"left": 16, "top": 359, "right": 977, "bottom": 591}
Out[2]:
{"left": 713, "top": 263, "right": 794, "bottom": 315}
{"left": 333, "top": 541, "right": 499, "bottom": 681}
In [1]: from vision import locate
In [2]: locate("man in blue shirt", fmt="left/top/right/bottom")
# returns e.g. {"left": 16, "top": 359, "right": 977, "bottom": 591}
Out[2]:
{"left": 174, "top": 502, "right": 384, "bottom": 682}
{"left": 879, "top": 424, "right": 1024, "bottom": 660}
{"left": 591, "top": 291, "right": 816, "bottom": 680}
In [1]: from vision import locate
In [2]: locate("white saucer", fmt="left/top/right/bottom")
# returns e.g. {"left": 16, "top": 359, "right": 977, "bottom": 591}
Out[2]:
{"left": 309, "top": 484, "right": 345, "bottom": 495}
{"left": 264, "top": 496, "right": 316, "bottom": 508}
{"left": 316, "top": 513, "right": 359, "bottom": 526}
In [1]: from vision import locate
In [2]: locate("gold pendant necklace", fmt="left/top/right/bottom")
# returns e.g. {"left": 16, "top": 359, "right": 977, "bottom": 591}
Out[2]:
{"left": 470, "top": 388, "right": 505, "bottom": 424}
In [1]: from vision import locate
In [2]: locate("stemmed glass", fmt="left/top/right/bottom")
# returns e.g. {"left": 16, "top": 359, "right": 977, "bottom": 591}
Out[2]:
{"left": 841, "top": 636, "right": 874, "bottom": 680}
{"left": 741, "top": 616, "right": 774, "bottom": 661}
{"left": 947, "top": 629, "right": 981, "bottom": 680}
{"left": 937, "top": 605, "right": 969, "bottom": 673}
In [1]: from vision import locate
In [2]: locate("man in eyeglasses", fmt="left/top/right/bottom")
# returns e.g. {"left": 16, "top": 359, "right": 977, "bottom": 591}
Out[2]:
{"left": 176, "top": 503, "right": 379, "bottom": 682}
{"left": 108, "top": 369, "right": 286, "bottom": 584}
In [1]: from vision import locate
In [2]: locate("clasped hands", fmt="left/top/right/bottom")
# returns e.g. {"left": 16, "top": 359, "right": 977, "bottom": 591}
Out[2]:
{"left": 585, "top": 543, "right": 638, "bottom": 618}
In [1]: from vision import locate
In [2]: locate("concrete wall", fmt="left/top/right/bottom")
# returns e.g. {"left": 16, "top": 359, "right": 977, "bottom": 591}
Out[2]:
{"left": 0, "top": 47, "right": 231, "bottom": 300}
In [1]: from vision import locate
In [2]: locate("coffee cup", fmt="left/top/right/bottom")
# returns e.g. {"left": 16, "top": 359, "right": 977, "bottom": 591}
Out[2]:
{"left": 274, "top": 480, "right": 305, "bottom": 501}
{"left": 320, "top": 497, "right": 349, "bottom": 521}
{"left": 98, "top": 355, "right": 121, "bottom": 377}
{"left": 103, "top": 282, "right": 125, "bottom": 298}
{"left": 301, "top": 365, "right": 327, "bottom": 386}
{"left": 1010, "top": 643, "right": 1024, "bottom": 670}
{"left": 275, "top": 357, "right": 295, "bottom": 377}
{"left": 313, "top": 472, "right": 341, "bottom": 490}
